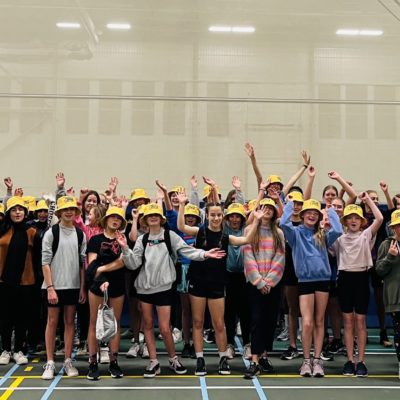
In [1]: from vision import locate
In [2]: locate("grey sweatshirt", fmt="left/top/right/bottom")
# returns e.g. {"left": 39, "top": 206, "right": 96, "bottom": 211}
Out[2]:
{"left": 122, "top": 228, "right": 206, "bottom": 294}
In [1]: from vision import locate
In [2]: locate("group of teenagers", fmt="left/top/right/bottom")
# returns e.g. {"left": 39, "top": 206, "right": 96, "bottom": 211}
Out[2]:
{"left": 0, "top": 143, "right": 399, "bottom": 382}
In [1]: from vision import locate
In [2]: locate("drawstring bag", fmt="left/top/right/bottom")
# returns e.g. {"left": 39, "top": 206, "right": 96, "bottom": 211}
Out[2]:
{"left": 96, "top": 289, "right": 117, "bottom": 342}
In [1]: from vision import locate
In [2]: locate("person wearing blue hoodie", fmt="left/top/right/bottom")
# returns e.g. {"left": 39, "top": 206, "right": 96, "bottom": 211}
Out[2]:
{"left": 280, "top": 199, "right": 342, "bottom": 378}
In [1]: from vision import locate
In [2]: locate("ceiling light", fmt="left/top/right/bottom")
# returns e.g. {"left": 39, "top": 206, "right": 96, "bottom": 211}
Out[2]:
{"left": 336, "top": 29, "right": 383, "bottom": 36}
{"left": 359, "top": 30, "right": 383, "bottom": 36}
{"left": 209, "top": 26, "right": 232, "bottom": 32}
{"left": 336, "top": 29, "right": 359, "bottom": 35}
{"left": 56, "top": 22, "right": 81, "bottom": 29}
{"left": 232, "top": 26, "right": 255, "bottom": 33}
{"left": 106, "top": 23, "right": 131, "bottom": 30}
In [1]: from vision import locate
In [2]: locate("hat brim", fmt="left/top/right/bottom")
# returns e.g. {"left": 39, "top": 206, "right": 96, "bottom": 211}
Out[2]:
{"left": 55, "top": 206, "right": 81, "bottom": 218}
{"left": 340, "top": 213, "right": 367, "bottom": 226}
{"left": 101, "top": 214, "right": 127, "bottom": 230}
{"left": 140, "top": 213, "right": 167, "bottom": 226}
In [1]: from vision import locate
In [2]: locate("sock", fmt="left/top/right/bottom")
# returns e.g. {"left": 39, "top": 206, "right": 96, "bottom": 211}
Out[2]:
{"left": 149, "top": 358, "right": 159, "bottom": 369}
{"left": 109, "top": 352, "right": 118, "bottom": 362}
{"left": 219, "top": 351, "right": 227, "bottom": 358}
{"left": 89, "top": 354, "right": 97, "bottom": 363}
{"left": 284, "top": 314, "right": 289, "bottom": 327}
{"left": 196, "top": 352, "right": 204, "bottom": 358}
{"left": 169, "top": 355, "right": 178, "bottom": 362}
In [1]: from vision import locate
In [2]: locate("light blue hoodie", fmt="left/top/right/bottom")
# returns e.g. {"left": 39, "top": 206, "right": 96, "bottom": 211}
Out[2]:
{"left": 280, "top": 202, "right": 343, "bottom": 282}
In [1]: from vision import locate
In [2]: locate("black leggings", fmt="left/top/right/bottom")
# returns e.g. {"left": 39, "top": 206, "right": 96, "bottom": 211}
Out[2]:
{"left": 0, "top": 282, "right": 34, "bottom": 352}
{"left": 391, "top": 312, "right": 400, "bottom": 362}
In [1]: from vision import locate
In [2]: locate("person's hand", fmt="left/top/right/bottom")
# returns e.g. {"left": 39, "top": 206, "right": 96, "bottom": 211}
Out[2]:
{"left": 358, "top": 191, "right": 368, "bottom": 202}
{"left": 47, "top": 287, "right": 58, "bottom": 305}
{"left": 108, "top": 177, "right": 119, "bottom": 194}
{"left": 155, "top": 180, "right": 168, "bottom": 193}
{"left": 111, "top": 196, "right": 122, "bottom": 207}
{"left": 308, "top": 166, "right": 316, "bottom": 177}
{"left": 131, "top": 208, "right": 139, "bottom": 220}
{"left": 177, "top": 192, "right": 188, "bottom": 205}
{"left": 268, "top": 187, "right": 280, "bottom": 201}
{"left": 380, "top": 181, "right": 389, "bottom": 193}
{"left": 259, "top": 179, "right": 270, "bottom": 191}
{"left": 55, "top": 172, "right": 65, "bottom": 189}
{"left": 253, "top": 206, "right": 268, "bottom": 221}
{"left": 202, "top": 176, "right": 216, "bottom": 187}
{"left": 120, "top": 195, "right": 128, "bottom": 209}
{"left": 66, "top": 187, "right": 75, "bottom": 197}
{"left": 244, "top": 142, "right": 255, "bottom": 158}
{"left": 115, "top": 230, "right": 128, "bottom": 249}
{"left": 328, "top": 171, "right": 340, "bottom": 180}
{"left": 260, "top": 284, "right": 270, "bottom": 295}
{"left": 190, "top": 175, "right": 198, "bottom": 189}
{"left": 302, "top": 150, "right": 310, "bottom": 166}
{"left": 388, "top": 239, "right": 399, "bottom": 256}
{"left": 205, "top": 248, "right": 226, "bottom": 259}
{"left": 80, "top": 187, "right": 89, "bottom": 197}
{"left": 79, "top": 288, "right": 87, "bottom": 304}
{"left": 14, "top": 187, "right": 23, "bottom": 197}
{"left": 4, "top": 177, "right": 13, "bottom": 190}
{"left": 100, "top": 282, "right": 109, "bottom": 293}
{"left": 232, "top": 176, "right": 241, "bottom": 190}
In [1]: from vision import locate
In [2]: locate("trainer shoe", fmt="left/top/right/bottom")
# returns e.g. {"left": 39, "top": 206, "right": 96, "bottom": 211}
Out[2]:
{"left": 169, "top": 356, "right": 187, "bottom": 374}
{"left": 281, "top": 346, "right": 299, "bottom": 360}
{"left": 77, "top": 341, "right": 88, "bottom": 356}
{"left": 87, "top": 362, "right": 100, "bottom": 380}
{"left": 276, "top": 326, "right": 289, "bottom": 341}
{"left": 259, "top": 356, "right": 274, "bottom": 373}
{"left": 218, "top": 356, "right": 231, "bottom": 375}
{"left": 172, "top": 328, "right": 183, "bottom": 344}
{"left": 312, "top": 358, "right": 325, "bottom": 377}
{"left": 126, "top": 342, "right": 140, "bottom": 358}
{"left": 328, "top": 338, "right": 345, "bottom": 354}
{"left": 0, "top": 351, "right": 11, "bottom": 365}
{"left": 195, "top": 357, "right": 207, "bottom": 376}
{"left": 236, "top": 322, "right": 242, "bottom": 336}
{"left": 63, "top": 358, "right": 79, "bottom": 377}
{"left": 226, "top": 344, "right": 235, "bottom": 359}
{"left": 181, "top": 343, "right": 192, "bottom": 358}
{"left": 99, "top": 347, "right": 110, "bottom": 364}
{"left": 342, "top": 360, "right": 355, "bottom": 376}
{"left": 355, "top": 361, "right": 368, "bottom": 378}
{"left": 144, "top": 362, "right": 161, "bottom": 378}
{"left": 320, "top": 350, "right": 334, "bottom": 361}
{"left": 140, "top": 342, "right": 149, "bottom": 359}
{"left": 13, "top": 351, "right": 28, "bottom": 365}
{"left": 42, "top": 361, "right": 56, "bottom": 380}
{"left": 243, "top": 343, "right": 252, "bottom": 360}
{"left": 203, "top": 329, "right": 215, "bottom": 344}
{"left": 109, "top": 360, "right": 123, "bottom": 378}
{"left": 299, "top": 359, "right": 312, "bottom": 377}
{"left": 243, "top": 362, "right": 262, "bottom": 379}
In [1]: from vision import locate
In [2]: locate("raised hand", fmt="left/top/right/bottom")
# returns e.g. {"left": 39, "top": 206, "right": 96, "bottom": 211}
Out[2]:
{"left": 380, "top": 181, "right": 389, "bottom": 193}
{"left": 120, "top": 195, "right": 129, "bottom": 209}
{"left": 232, "top": 176, "right": 241, "bottom": 190}
{"left": 14, "top": 187, "right": 23, "bottom": 197}
{"left": 259, "top": 179, "right": 270, "bottom": 191}
{"left": 108, "top": 177, "right": 119, "bottom": 193}
{"left": 156, "top": 188, "right": 165, "bottom": 201}
{"left": 253, "top": 206, "right": 268, "bottom": 221}
{"left": 202, "top": 176, "right": 216, "bottom": 187}
{"left": 388, "top": 239, "right": 399, "bottom": 256}
{"left": 4, "top": 177, "right": 13, "bottom": 190}
{"left": 115, "top": 230, "right": 128, "bottom": 249}
{"left": 66, "top": 187, "right": 75, "bottom": 197}
{"left": 177, "top": 192, "right": 188, "bottom": 205}
{"left": 131, "top": 208, "right": 139, "bottom": 220}
{"left": 244, "top": 142, "right": 255, "bottom": 158}
{"left": 190, "top": 175, "right": 198, "bottom": 189}
{"left": 155, "top": 179, "right": 168, "bottom": 193}
{"left": 328, "top": 171, "right": 340, "bottom": 180}
{"left": 268, "top": 187, "right": 280, "bottom": 200}
{"left": 55, "top": 172, "right": 65, "bottom": 189}
{"left": 308, "top": 166, "right": 316, "bottom": 177}
{"left": 302, "top": 150, "right": 310, "bottom": 166}
{"left": 358, "top": 191, "right": 368, "bottom": 202}
{"left": 80, "top": 187, "right": 89, "bottom": 197}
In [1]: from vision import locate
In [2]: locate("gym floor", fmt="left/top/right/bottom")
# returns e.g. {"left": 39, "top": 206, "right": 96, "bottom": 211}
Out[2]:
{"left": 0, "top": 329, "right": 399, "bottom": 400}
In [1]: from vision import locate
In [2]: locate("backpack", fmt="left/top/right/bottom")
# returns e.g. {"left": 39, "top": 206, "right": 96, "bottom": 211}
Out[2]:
{"left": 51, "top": 224, "right": 84, "bottom": 267}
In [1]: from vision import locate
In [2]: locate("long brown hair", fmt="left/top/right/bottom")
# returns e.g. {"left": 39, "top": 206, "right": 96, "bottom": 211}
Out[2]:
{"left": 251, "top": 208, "right": 283, "bottom": 254}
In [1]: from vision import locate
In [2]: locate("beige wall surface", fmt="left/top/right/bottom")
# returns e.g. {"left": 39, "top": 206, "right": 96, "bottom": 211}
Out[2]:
{"left": 0, "top": 0, "right": 399, "bottom": 201}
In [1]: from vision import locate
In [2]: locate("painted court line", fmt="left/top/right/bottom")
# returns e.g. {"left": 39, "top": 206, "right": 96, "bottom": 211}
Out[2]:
{"left": 0, "top": 365, "right": 19, "bottom": 387}
{"left": 199, "top": 376, "right": 209, "bottom": 400}
{"left": 0, "top": 378, "right": 24, "bottom": 400}
{"left": 235, "top": 337, "right": 268, "bottom": 400}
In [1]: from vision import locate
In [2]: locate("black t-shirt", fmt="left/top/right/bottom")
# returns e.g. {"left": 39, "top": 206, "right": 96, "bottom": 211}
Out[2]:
{"left": 188, "top": 227, "right": 229, "bottom": 285}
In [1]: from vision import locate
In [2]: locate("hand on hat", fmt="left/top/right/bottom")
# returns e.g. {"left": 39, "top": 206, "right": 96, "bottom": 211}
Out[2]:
{"left": 389, "top": 240, "right": 399, "bottom": 256}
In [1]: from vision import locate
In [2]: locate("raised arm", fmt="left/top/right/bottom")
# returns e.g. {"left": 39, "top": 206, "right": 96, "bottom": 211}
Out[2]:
{"left": 282, "top": 150, "right": 310, "bottom": 196}
{"left": 328, "top": 171, "right": 357, "bottom": 205}
{"left": 359, "top": 191, "right": 383, "bottom": 237}
{"left": 229, "top": 207, "right": 264, "bottom": 246}
{"left": 380, "top": 181, "right": 395, "bottom": 210}
{"left": 189, "top": 175, "right": 200, "bottom": 207}
{"left": 177, "top": 192, "right": 199, "bottom": 236}
{"left": 232, "top": 176, "right": 245, "bottom": 204}
{"left": 303, "top": 165, "right": 315, "bottom": 201}
{"left": 202, "top": 176, "right": 219, "bottom": 203}
{"left": 128, "top": 209, "right": 140, "bottom": 242}
{"left": 244, "top": 142, "right": 263, "bottom": 189}
{"left": 156, "top": 180, "right": 172, "bottom": 211}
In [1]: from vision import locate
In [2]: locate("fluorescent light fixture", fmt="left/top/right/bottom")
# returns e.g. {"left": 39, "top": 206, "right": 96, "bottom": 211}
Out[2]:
{"left": 209, "top": 26, "right": 232, "bottom": 32}
{"left": 336, "top": 29, "right": 383, "bottom": 36}
{"left": 232, "top": 26, "right": 255, "bottom": 33}
{"left": 56, "top": 22, "right": 81, "bottom": 29}
{"left": 106, "top": 23, "right": 131, "bottom": 30}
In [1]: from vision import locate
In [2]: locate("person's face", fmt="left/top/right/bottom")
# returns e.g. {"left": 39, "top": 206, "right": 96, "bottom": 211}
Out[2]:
{"left": 364, "top": 192, "right": 378, "bottom": 213}
{"left": 267, "top": 183, "right": 282, "bottom": 196}
{"left": 207, "top": 206, "right": 223, "bottom": 230}
{"left": 84, "top": 194, "right": 98, "bottom": 213}
{"left": 170, "top": 192, "right": 180, "bottom": 207}
{"left": 60, "top": 207, "right": 76, "bottom": 223}
{"left": 88, "top": 208, "right": 96, "bottom": 225}
{"left": 323, "top": 189, "right": 337, "bottom": 205}
{"left": 185, "top": 215, "right": 198, "bottom": 227}
{"left": 145, "top": 213, "right": 162, "bottom": 227}
{"left": 133, "top": 198, "right": 147, "bottom": 208}
{"left": 227, "top": 214, "right": 242, "bottom": 230}
{"left": 392, "top": 224, "right": 400, "bottom": 239}
{"left": 293, "top": 201, "right": 303, "bottom": 216}
{"left": 37, "top": 209, "right": 48, "bottom": 223}
{"left": 99, "top": 194, "right": 107, "bottom": 207}
{"left": 331, "top": 199, "right": 344, "bottom": 217}
{"left": 261, "top": 206, "right": 275, "bottom": 223}
{"left": 345, "top": 215, "right": 363, "bottom": 233}
{"left": 302, "top": 210, "right": 320, "bottom": 228}
{"left": 10, "top": 206, "right": 26, "bottom": 223}
{"left": 396, "top": 196, "right": 400, "bottom": 210}
{"left": 106, "top": 215, "right": 123, "bottom": 231}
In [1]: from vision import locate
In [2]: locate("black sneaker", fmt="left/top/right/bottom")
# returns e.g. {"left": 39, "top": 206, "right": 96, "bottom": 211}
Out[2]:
{"left": 144, "top": 362, "right": 161, "bottom": 378}
{"left": 259, "top": 356, "right": 274, "bottom": 373}
{"left": 355, "top": 361, "right": 368, "bottom": 377}
{"left": 195, "top": 357, "right": 207, "bottom": 376}
{"left": 342, "top": 361, "right": 355, "bottom": 376}
{"left": 218, "top": 356, "right": 231, "bottom": 375}
{"left": 181, "top": 343, "right": 191, "bottom": 358}
{"left": 169, "top": 357, "right": 187, "bottom": 374}
{"left": 108, "top": 360, "right": 123, "bottom": 378}
{"left": 203, "top": 329, "right": 215, "bottom": 344}
{"left": 281, "top": 346, "right": 299, "bottom": 360}
{"left": 87, "top": 362, "right": 100, "bottom": 380}
{"left": 244, "top": 362, "right": 261, "bottom": 379}
{"left": 320, "top": 350, "right": 334, "bottom": 361}
{"left": 328, "top": 339, "right": 345, "bottom": 354}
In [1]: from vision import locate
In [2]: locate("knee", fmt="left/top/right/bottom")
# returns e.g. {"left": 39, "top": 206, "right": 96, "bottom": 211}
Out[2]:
{"left": 192, "top": 318, "right": 204, "bottom": 331}
{"left": 159, "top": 325, "right": 171, "bottom": 338}
{"left": 212, "top": 319, "right": 225, "bottom": 333}
{"left": 302, "top": 319, "right": 313, "bottom": 331}
{"left": 142, "top": 319, "right": 153, "bottom": 331}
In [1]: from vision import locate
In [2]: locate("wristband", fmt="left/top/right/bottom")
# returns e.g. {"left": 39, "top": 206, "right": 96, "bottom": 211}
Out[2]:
{"left": 303, "top": 164, "right": 308, "bottom": 168}
{"left": 46, "top": 285, "right": 54, "bottom": 290}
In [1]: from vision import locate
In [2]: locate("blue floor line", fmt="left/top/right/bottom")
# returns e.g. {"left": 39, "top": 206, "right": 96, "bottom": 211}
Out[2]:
{"left": 0, "top": 364, "right": 19, "bottom": 387}
{"left": 235, "top": 336, "right": 268, "bottom": 400}
{"left": 199, "top": 376, "right": 209, "bottom": 400}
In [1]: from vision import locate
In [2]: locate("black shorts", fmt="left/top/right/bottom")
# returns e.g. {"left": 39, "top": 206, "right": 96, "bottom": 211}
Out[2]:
{"left": 298, "top": 281, "right": 330, "bottom": 296}
{"left": 45, "top": 289, "right": 80, "bottom": 308}
{"left": 137, "top": 289, "right": 173, "bottom": 306}
{"left": 337, "top": 270, "right": 370, "bottom": 315}
{"left": 282, "top": 263, "right": 298, "bottom": 286}
{"left": 188, "top": 280, "right": 225, "bottom": 299}
{"left": 369, "top": 266, "right": 383, "bottom": 289}
{"left": 89, "top": 280, "right": 125, "bottom": 298}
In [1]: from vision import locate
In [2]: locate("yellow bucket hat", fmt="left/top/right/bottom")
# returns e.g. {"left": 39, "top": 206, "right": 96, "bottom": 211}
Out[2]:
{"left": 225, "top": 203, "right": 246, "bottom": 219}
{"left": 0, "top": 203, "right": 4, "bottom": 215}
{"left": 340, "top": 204, "right": 367, "bottom": 225}
{"left": 247, "top": 199, "right": 257, "bottom": 212}
{"left": 6, "top": 196, "right": 28, "bottom": 214}
{"left": 168, "top": 186, "right": 185, "bottom": 195}
{"left": 203, "top": 184, "right": 220, "bottom": 199}
{"left": 35, "top": 199, "right": 49, "bottom": 212}
{"left": 137, "top": 204, "right": 147, "bottom": 215}
{"left": 23, "top": 196, "right": 37, "bottom": 212}
{"left": 300, "top": 199, "right": 323, "bottom": 217}
{"left": 55, "top": 196, "right": 81, "bottom": 217}
{"left": 389, "top": 210, "right": 400, "bottom": 227}
{"left": 140, "top": 203, "right": 167, "bottom": 225}
{"left": 288, "top": 191, "right": 304, "bottom": 203}
{"left": 184, "top": 204, "right": 201, "bottom": 220}
{"left": 130, "top": 188, "right": 150, "bottom": 203}
{"left": 260, "top": 198, "right": 277, "bottom": 209}
{"left": 267, "top": 175, "right": 283, "bottom": 188}
{"left": 101, "top": 206, "right": 127, "bottom": 230}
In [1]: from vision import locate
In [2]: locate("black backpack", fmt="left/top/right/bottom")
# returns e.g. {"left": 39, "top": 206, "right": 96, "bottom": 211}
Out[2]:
{"left": 51, "top": 224, "right": 85, "bottom": 267}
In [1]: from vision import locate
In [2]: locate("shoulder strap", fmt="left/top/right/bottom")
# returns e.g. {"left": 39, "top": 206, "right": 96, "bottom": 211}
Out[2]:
{"left": 164, "top": 229, "right": 173, "bottom": 256}
{"left": 51, "top": 224, "right": 60, "bottom": 257}
{"left": 141, "top": 233, "right": 150, "bottom": 267}
{"left": 76, "top": 227, "right": 84, "bottom": 249}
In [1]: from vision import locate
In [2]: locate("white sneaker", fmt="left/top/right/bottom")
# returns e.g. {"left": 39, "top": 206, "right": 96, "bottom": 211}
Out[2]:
{"left": 98, "top": 347, "right": 110, "bottom": 364}
{"left": 0, "top": 351, "right": 11, "bottom": 365}
{"left": 172, "top": 328, "right": 182, "bottom": 344}
{"left": 55, "top": 347, "right": 65, "bottom": 356}
{"left": 297, "top": 330, "right": 302, "bottom": 342}
{"left": 139, "top": 332, "right": 145, "bottom": 343}
{"left": 226, "top": 344, "right": 235, "bottom": 359}
{"left": 140, "top": 343, "right": 149, "bottom": 359}
{"left": 243, "top": 343, "right": 252, "bottom": 360}
{"left": 76, "top": 342, "right": 88, "bottom": 356}
{"left": 277, "top": 326, "right": 289, "bottom": 341}
{"left": 42, "top": 361, "right": 56, "bottom": 380}
{"left": 126, "top": 342, "right": 140, "bottom": 358}
{"left": 63, "top": 358, "right": 79, "bottom": 377}
{"left": 13, "top": 351, "right": 28, "bottom": 365}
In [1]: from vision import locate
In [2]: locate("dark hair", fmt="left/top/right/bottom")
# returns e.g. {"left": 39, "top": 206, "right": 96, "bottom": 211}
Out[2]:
{"left": 322, "top": 185, "right": 338, "bottom": 197}
{"left": 224, "top": 189, "right": 237, "bottom": 209}
{"left": 288, "top": 186, "right": 303, "bottom": 195}
{"left": 82, "top": 190, "right": 101, "bottom": 222}
{"left": 393, "top": 195, "right": 400, "bottom": 208}
{"left": 0, "top": 209, "right": 27, "bottom": 237}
